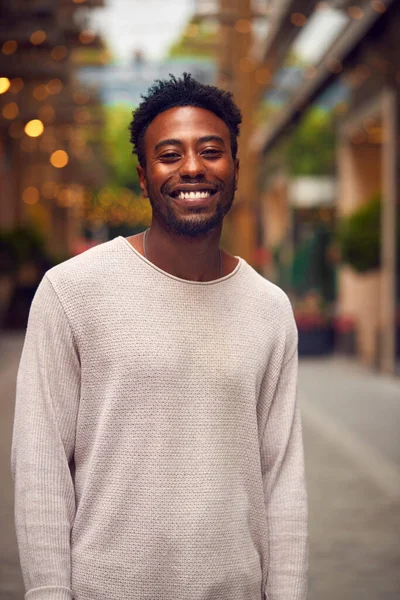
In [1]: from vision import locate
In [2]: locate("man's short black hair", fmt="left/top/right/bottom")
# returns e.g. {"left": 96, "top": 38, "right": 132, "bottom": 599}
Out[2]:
{"left": 129, "top": 73, "right": 242, "bottom": 167}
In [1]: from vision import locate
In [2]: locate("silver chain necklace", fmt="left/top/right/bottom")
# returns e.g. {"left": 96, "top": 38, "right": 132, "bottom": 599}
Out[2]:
{"left": 142, "top": 229, "right": 222, "bottom": 279}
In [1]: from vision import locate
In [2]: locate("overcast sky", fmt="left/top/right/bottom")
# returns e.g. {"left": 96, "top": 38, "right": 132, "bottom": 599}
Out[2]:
{"left": 89, "top": 0, "right": 345, "bottom": 65}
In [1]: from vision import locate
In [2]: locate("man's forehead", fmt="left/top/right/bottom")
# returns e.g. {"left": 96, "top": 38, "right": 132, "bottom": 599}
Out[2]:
{"left": 145, "top": 105, "right": 230, "bottom": 143}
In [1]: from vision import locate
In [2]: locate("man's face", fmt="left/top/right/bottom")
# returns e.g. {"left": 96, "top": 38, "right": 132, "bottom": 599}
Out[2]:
{"left": 137, "top": 105, "right": 239, "bottom": 237}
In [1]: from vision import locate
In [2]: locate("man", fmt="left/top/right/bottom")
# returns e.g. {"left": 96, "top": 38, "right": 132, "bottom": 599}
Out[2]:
{"left": 12, "top": 73, "right": 308, "bottom": 600}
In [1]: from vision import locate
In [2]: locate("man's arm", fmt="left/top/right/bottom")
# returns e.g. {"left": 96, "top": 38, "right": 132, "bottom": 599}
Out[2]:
{"left": 259, "top": 328, "right": 308, "bottom": 600}
{"left": 11, "top": 275, "right": 80, "bottom": 600}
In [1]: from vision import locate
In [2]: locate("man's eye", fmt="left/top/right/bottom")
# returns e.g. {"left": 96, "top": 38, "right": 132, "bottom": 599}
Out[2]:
{"left": 202, "top": 149, "right": 222, "bottom": 157}
{"left": 160, "top": 152, "right": 180, "bottom": 160}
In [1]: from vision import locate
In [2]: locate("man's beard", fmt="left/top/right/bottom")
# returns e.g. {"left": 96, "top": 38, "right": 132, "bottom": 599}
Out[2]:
{"left": 146, "top": 176, "right": 236, "bottom": 238}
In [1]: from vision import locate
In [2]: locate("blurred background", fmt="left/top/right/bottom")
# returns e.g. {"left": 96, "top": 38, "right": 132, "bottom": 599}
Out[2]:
{"left": 1, "top": 0, "right": 399, "bottom": 599}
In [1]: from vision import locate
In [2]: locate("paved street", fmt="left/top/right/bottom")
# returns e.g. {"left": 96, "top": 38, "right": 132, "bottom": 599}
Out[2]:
{"left": 1, "top": 334, "right": 400, "bottom": 600}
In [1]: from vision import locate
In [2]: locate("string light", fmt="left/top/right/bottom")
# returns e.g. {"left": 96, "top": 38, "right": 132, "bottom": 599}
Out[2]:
{"left": 290, "top": 13, "right": 307, "bottom": 27}
{"left": 50, "top": 150, "right": 69, "bottom": 168}
{"left": 2, "top": 102, "right": 19, "bottom": 119}
{"left": 22, "top": 187, "right": 40, "bottom": 204}
{"left": 371, "top": 0, "right": 386, "bottom": 12}
{"left": 46, "top": 79, "right": 63, "bottom": 95}
{"left": 33, "top": 85, "right": 49, "bottom": 101}
{"left": 347, "top": 6, "right": 364, "bottom": 19}
{"left": 0, "top": 77, "right": 11, "bottom": 94}
{"left": 30, "top": 30, "right": 47, "bottom": 45}
{"left": 79, "top": 29, "right": 96, "bottom": 44}
{"left": 51, "top": 46, "right": 67, "bottom": 61}
{"left": 24, "top": 119, "right": 44, "bottom": 138}
{"left": 2, "top": 40, "right": 17, "bottom": 55}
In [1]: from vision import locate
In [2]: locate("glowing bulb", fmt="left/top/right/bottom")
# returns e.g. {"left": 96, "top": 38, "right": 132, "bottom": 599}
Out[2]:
{"left": 0, "top": 77, "right": 11, "bottom": 94}
{"left": 291, "top": 12, "right": 307, "bottom": 27}
{"left": 24, "top": 119, "right": 44, "bottom": 137}
{"left": 51, "top": 46, "right": 67, "bottom": 61}
{"left": 30, "top": 30, "right": 47, "bottom": 45}
{"left": 79, "top": 29, "right": 95, "bottom": 44}
{"left": 50, "top": 150, "right": 69, "bottom": 168}
{"left": 46, "top": 79, "right": 63, "bottom": 95}
{"left": 22, "top": 187, "right": 40, "bottom": 205}
{"left": 2, "top": 40, "right": 17, "bottom": 55}
{"left": 2, "top": 102, "right": 19, "bottom": 119}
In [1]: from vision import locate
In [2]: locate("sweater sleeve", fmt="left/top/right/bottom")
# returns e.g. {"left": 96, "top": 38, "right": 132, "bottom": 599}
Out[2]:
{"left": 11, "top": 275, "right": 80, "bottom": 600}
{"left": 260, "top": 334, "right": 308, "bottom": 600}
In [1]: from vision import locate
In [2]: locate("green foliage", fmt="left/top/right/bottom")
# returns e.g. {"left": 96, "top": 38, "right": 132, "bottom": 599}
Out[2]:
{"left": 286, "top": 108, "right": 336, "bottom": 176}
{"left": 101, "top": 105, "right": 140, "bottom": 192}
{"left": 0, "top": 226, "right": 46, "bottom": 266}
{"left": 336, "top": 194, "right": 382, "bottom": 273}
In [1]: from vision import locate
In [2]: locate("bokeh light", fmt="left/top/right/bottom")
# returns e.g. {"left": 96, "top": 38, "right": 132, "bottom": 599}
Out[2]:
{"left": 291, "top": 12, "right": 307, "bottom": 27}
{"left": 2, "top": 102, "right": 19, "bottom": 119}
{"left": 24, "top": 119, "right": 44, "bottom": 138}
{"left": 2, "top": 40, "right": 17, "bottom": 54}
{"left": 50, "top": 150, "right": 69, "bottom": 168}
{"left": 33, "top": 84, "right": 49, "bottom": 101}
{"left": 30, "top": 30, "right": 47, "bottom": 45}
{"left": 51, "top": 46, "right": 67, "bottom": 61}
{"left": 79, "top": 29, "right": 95, "bottom": 44}
{"left": 22, "top": 187, "right": 40, "bottom": 205}
{"left": 0, "top": 77, "right": 11, "bottom": 94}
{"left": 46, "top": 79, "right": 63, "bottom": 95}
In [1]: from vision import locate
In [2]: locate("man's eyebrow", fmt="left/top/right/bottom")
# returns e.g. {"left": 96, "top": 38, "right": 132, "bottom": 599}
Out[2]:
{"left": 154, "top": 135, "right": 226, "bottom": 152}
{"left": 154, "top": 138, "right": 182, "bottom": 152}
{"left": 197, "top": 135, "right": 225, "bottom": 145}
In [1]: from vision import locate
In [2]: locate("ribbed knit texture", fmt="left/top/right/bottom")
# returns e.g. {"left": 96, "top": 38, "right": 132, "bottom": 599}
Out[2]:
{"left": 12, "top": 236, "right": 308, "bottom": 600}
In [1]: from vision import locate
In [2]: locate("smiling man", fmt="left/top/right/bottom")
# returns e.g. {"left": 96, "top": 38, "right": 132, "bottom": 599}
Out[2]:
{"left": 12, "top": 74, "right": 308, "bottom": 600}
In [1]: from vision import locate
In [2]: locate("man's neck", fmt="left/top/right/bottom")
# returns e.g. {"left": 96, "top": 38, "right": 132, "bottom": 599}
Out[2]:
{"left": 126, "top": 222, "right": 237, "bottom": 282}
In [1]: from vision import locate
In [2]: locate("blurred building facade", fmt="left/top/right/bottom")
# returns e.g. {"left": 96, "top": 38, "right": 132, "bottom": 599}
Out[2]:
{"left": 0, "top": 0, "right": 106, "bottom": 255}
{"left": 249, "top": 0, "right": 399, "bottom": 374}
{"left": 0, "top": 0, "right": 106, "bottom": 324}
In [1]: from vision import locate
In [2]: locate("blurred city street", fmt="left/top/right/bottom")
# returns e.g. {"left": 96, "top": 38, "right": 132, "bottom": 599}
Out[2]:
{"left": 1, "top": 334, "right": 399, "bottom": 600}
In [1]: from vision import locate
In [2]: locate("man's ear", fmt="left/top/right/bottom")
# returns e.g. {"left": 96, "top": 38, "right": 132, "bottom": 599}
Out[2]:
{"left": 137, "top": 164, "right": 148, "bottom": 198}
{"left": 234, "top": 158, "right": 240, "bottom": 191}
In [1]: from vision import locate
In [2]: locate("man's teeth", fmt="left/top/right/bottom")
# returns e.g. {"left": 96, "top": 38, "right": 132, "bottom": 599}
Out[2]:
{"left": 178, "top": 191, "right": 212, "bottom": 200}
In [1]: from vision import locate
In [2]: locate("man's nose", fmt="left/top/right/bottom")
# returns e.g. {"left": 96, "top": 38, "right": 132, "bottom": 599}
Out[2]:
{"left": 179, "top": 152, "right": 206, "bottom": 178}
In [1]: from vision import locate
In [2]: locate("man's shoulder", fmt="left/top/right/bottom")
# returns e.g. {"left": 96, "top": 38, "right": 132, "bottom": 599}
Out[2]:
{"left": 238, "top": 259, "right": 293, "bottom": 314}
{"left": 44, "top": 237, "right": 124, "bottom": 300}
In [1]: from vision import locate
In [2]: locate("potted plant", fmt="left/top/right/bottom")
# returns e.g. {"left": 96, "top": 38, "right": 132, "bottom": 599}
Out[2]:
{"left": 336, "top": 194, "right": 400, "bottom": 361}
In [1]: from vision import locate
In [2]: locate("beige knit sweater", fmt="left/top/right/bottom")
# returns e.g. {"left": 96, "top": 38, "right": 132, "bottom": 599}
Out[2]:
{"left": 12, "top": 236, "right": 308, "bottom": 600}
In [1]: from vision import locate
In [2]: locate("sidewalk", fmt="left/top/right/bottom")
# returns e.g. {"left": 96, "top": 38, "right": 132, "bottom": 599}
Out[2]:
{"left": 1, "top": 335, "right": 400, "bottom": 599}
{"left": 300, "top": 357, "right": 400, "bottom": 600}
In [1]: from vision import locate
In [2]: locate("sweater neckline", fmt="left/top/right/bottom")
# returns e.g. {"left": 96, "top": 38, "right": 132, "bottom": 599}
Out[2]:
{"left": 117, "top": 236, "right": 243, "bottom": 286}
